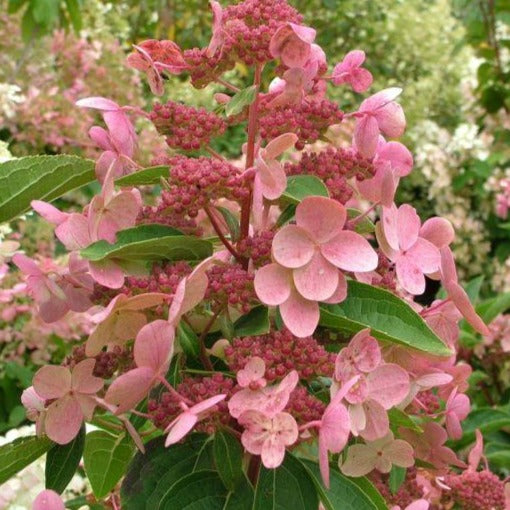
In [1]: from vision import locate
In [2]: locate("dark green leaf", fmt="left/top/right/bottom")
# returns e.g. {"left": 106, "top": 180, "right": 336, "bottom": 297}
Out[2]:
{"left": 21, "top": 6, "right": 37, "bottom": 42}
{"left": 300, "top": 459, "right": 388, "bottom": 510}
{"left": 213, "top": 431, "right": 243, "bottom": 490}
{"left": 389, "top": 466, "right": 406, "bottom": 495}
{"left": 0, "top": 435, "right": 53, "bottom": 484}
{"left": 64, "top": 0, "right": 82, "bottom": 31}
{"left": 276, "top": 204, "right": 296, "bottom": 227}
{"left": 177, "top": 321, "right": 200, "bottom": 358}
{"left": 81, "top": 224, "right": 213, "bottom": 263}
{"left": 223, "top": 475, "right": 254, "bottom": 509}
{"left": 32, "top": 0, "right": 59, "bottom": 26}
{"left": 388, "top": 408, "right": 422, "bottom": 434}
{"left": 8, "top": 0, "right": 28, "bottom": 14}
{"left": 253, "top": 453, "right": 318, "bottom": 510}
{"left": 463, "top": 276, "right": 484, "bottom": 303}
{"left": 453, "top": 407, "right": 510, "bottom": 447}
{"left": 83, "top": 431, "right": 134, "bottom": 499}
{"left": 281, "top": 175, "right": 329, "bottom": 204}
{"left": 0, "top": 155, "right": 95, "bottom": 223}
{"left": 320, "top": 281, "right": 452, "bottom": 356}
{"left": 234, "top": 306, "right": 270, "bottom": 337}
{"left": 225, "top": 85, "right": 257, "bottom": 116}
{"left": 215, "top": 206, "right": 240, "bottom": 243}
{"left": 476, "top": 293, "right": 510, "bottom": 323}
{"left": 46, "top": 426, "right": 85, "bottom": 493}
{"left": 116, "top": 166, "right": 169, "bottom": 186}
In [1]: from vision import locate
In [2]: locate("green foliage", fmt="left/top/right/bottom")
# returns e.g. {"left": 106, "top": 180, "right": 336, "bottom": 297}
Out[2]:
{"left": 115, "top": 166, "right": 170, "bottom": 186}
{"left": 212, "top": 430, "right": 244, "bottom": 490}
{"left": 233, "top": 306, "right": 270, "bottom": 337}
{"left": 281, "top": 175, "right": 330, "bottom": 204}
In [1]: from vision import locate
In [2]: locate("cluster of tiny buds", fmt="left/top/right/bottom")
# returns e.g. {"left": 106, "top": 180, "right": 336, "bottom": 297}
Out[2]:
{"left": 205, "top": 264, "right": 256, "bottom": 313}
{"left": 370, "top": 468, "right": 423, "bottom": 510}
{"left": 285, "top": 148, "right": 375, "bottom": 203}
{"left": 408, "top": 389, "right": 441, "bottom": 416}
{"left": 183, "top": 49, "right": 235, "bottom": 89}
{"left": 285, "top": 386, "right": 326, "bottom": 426}
{"left": 237, "top": 231, "right": 274, "bottom": 268}
{"left": 444, "top": 470, "right": 507, "bottom": 510}
{"left": 138, "top": 204, "right": 202, "bottom": 237}
{"left": 157, "top": 156, "right": 249, "bottom": 218}
{"left": 148, "top": 373, "right": 236, "bottom": 432}
{"left": 65, "top": 345, "right": 134, "bottom": 379}
{"left": 150, "top": 101, "right": 226, "bottom": 151}
{"left": 225, "top": 329, "right": 335, "bottom": 381}
{"left": 259, "top": 96, "right": 344, "bottom": 149}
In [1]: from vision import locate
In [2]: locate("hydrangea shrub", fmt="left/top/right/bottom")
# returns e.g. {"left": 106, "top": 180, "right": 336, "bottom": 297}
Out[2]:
{"left": 0, "top": 1, "right": 509, "bottom": 509}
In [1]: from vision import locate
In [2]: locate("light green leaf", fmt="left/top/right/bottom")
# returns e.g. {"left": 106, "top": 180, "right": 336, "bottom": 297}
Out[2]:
{"left": 0, "top": 435, "right": 53, "bottom": 484}
{"left": 46, "top": 426, "right": 85, "bottom": 494}
{"left": 0, "top": 155, "right": 95, "bottom": 223}
{"left": 300, "top": 459, "right": 388, "bottom": 510}
{"left": 64, "top": 0, "right": 82, "bottom": 32}
{"left": 476, "top": 292, "right": 510, "bottom": 323}
{"left": 225, "top": 86, "right": 257, "bottom": 116}
{"left": 80, "top": 224, "right": 213, "bottom": 263}
{"left": 281, "top": 175, "right": 329, "bottom": 204}
{"left": 253, "top": 453, "right": 318, "bottom": 510}
{"left": 33, "top": 0, "right": 59, "bottom": 26}
{"left": 320, "top": 281, "right": 452, "bottom": 356}
{"left": 389, "top": 466, "right": 406, "bottom": 495}
{"left": 115, "top": 166, "right": 169, "bottom": 187}
{"left": 234, "top": 306, "right": 270, "bottom": 337}
{"left": 213, "top": 431, "right": 243, "bottom": 491}
{"left": 453, "top": 407, "right": 510, "bottom": 447}
{"left": 83, "top": 431, "right": 134, "bottom": 499}
{"left": 347, "top": 208, "right": 375, "bottom": 235}
{"left": 388, "top": 408, "right": 422, "bottom": 434}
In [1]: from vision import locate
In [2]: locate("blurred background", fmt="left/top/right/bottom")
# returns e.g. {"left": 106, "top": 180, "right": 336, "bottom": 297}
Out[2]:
{"left": 0, "top": 0, "right": 510, "bottom": 506}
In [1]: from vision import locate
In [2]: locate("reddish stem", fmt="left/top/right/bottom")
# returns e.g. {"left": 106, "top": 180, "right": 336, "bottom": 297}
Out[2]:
{"left": 204, "top": 205, "right": 243, "bottom": 262}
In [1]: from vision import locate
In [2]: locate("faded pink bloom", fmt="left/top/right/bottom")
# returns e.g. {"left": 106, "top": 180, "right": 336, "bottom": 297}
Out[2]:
{"left": 269, "top": 23, "right": 317, "bottom": 68}
{"left": 237, "top": 357, "right": 267, "bottom": 389}
{"left": 354, "top": 88, "right": 406, "bottom": 158}
{"left": 206, "top": 1, "right": 224, "bottom": 57}
{"left": 21, "top": 386, "right": 46, "bottom": 437}
{"left": 228, "top": 370, "right": 299, "bottom": 419}
{"left": 33, "top": 490, "right": 65, "bottom": 510}
{"left": 105, "top": 320, "right": 175, "bottom": 413}
{"left": 341, "top": 431, "right": 414, "bottom": 477}
{"left": 440, "top": 247, "right": 490, "bottom": 336}
{"left": 165, "top": 394, "right": 226, "bottom": 446}
{"left": 376, "top": 204, "right": 443, "bottom": 295}
{"left": 239, "top": 409, "right": 298, "bottom": 468}
{"left": 32, "top": 359, "right": 103, "bottom": 444}
{"left": 422, "top": 299, "right": 462, "bottom": 349}
{"left": 392, "top": 500, "right": 430, "bottom": 510}
{"left": 332, "top": 50, "right": 373, "bottom": 93}
{"left": 85, "top": 293, "right": 168, "bottom": 356}
{"left": 255, "top": 197, "right": 377, "bottom": 337}
{"left": 357, "top": 138, "right": 413, "bottom": 206}
{"left": 335, "top": 329, "right": 381, "bottom": 379}
{"left": 444, "top": 387, "right": 470, "bottom": 440}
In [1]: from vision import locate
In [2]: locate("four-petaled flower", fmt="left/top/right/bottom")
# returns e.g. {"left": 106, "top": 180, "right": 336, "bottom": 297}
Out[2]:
{"left": 332, "top": 50, "right": 373, "bottom": 93}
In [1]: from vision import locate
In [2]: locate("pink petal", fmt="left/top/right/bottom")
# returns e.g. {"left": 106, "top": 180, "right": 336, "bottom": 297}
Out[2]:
{"left": 397, "top": 204, "right": 421, "bottom": 251}
{"left": 33, "top": 490, "right": 65, "bottom": 510}
{"left": 384, "top": 439, "right": 414, "bottom": 468}
{"left": 321, "top": 231, "right": 378, "bottom": 272}
{"left": 341, "top": 49, "right": 366, "bottom": 69}
{"left": 420, "top": 217, "right": 455, "bottom": 249}
{"left": 12, "top": 253, "right": 41, "bottom": 276}
{"left": 88, "top": 260, "right": 125, "bottom": 289}
{"left": 446, "top": 413, "right": 463, "bottom": 440}
{"left": 341, "top": 444, "right": 378, "bottom": 477}
{"left": 55, "top": 213, "right": 91, "bottom": 251}
{"left": 447, "top": 282, "right": 490, "bottom": 336}
{"left": 89, "top": 126, "right": 115, "bottom": 151}
{"left": 368, "top": 364, "right": 409, "bottom": 409}
{"left": 45, "top": 395, "right": 83, "bottom": 444}
{"left": 190, "top": 394, "right": 226, "bottom": 415}
{"left": 76, "top": 97, "right": 120, "bottom": 111}
{"left": 380, "top": 205, "right": 400, "bottom": 253}
{"left": 350, "top": 68, "right": 373, "bottom": 93}
{"left": 134, "top": 320, "right": 175, "bottom": 372}
{"left": 296, "top": 196, "right": 346, "bottom": 243}
{"left": 468, "top": 429, "right": 484, "bottom": 471}
{"left": 406, "top": 501, "right": 430, "bottom": 510}
{"left": 71, "top": 359, "right": 104, "bottom": 394}
{"left": 360, "top": 400, "right": 389, "bottom": 441}
{"left": 263, "top": 133, "right": 298, "bottom": 160}
{"left": 377, "top": 141, "right": 413, "bottom": 177}
{"left": 31, "top": 200, "right": 68, "bottom": 225}
{"left": 254, "top": 263, "right": 292, "bottom": 306}
{"left": 104, "top": 367, "right": 155, "bottom": 414}
{"left": 322, "top": 272, "right": 348, "bottom": 304}
{"left": 33, "top": 365, "right": 71, "bottom": 400}
{"left": 407, "top": 238, "right": 440, "bottom": 274}
{"left": 279, "top": 289, "right": 319, "bottom": 338}
{"left": 354, "top": 115, "right": 380, "bottom": 158}
{"left": 165, "top": 413, "right": 198, "bottom": 446}
{"left": 272, "top": 225, "right": 315, "bottom": 268}
{"left": 289, "top": 23, "right": 316, "bottom": 44}
{"left": 39, "top": 298, "right": 69, "bottom": 323}
{"left": 396, "top": 256, "right": 426, "bottom": 295}
{"left": 237, "top": 357, "right": 266, "bottom": 387}
{"left": 258, "top": 159, "right": 287, "bottom": 200}
{"left": 375, "top": 102, "right": 406, "bottom": 138}
{"left": 349, "top": 329, "right": 381, "bottom": 373}
{"left": 261, "top": 435, "right": 286, "bottom": 469}
{"left": 293, "top": 252, "right": 339, "bottom": 301}
{"left": 273, "top": 412, "right": 299, "bottom": 446}
{"left": 360, "top": 88, "right": 402, "bottom": 114}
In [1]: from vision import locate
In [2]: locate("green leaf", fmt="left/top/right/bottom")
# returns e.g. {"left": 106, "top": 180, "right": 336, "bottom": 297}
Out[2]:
{"left": 347, "top": 208, "right": 375, "bottom": 235}
{"left": 457, "top": 407, "right": 510, "bottom": 445}
{"left": 177, "top": 321, "right": 200, "bottom": 358}
{"left": 281, "top": 175, "right": 329, "bottom": 204}
{"left": 300, "top": 459, "right": 388, "bottom": 510}
{"left": 320, "top": 281, "right": 451, "bottom": 356}
{"left": 253, "top": 453, "right": 318, "bottom": 510}
{"left": 213, "top": 431, "right": 243, "bottom": 491}
{"left": 115, "top": 166, "right": 169, "bottom": 187}
{"left": 487, "top": 450, "right": 510, "bottom": 470}
{"left": 223, "top": 475, "right": 254, "bottom": 509}
{"left": 388, "top": 408, "right": 422, "bottom": 434}
{"left": 0, "top": 155, "right": 95, "bottom": 223}
{"left": 476, "top": 292, "right": 510, "bottom": 323}
{"left": 64, "top": 0, "right": 82, "bottom": 32}
{"left": 21, "top": 6, "right": 37, "bottom": 42}
{"left": 32, "top": 0, "right": 59, "bottom": 26}
{"left": 215, "top": 206, "right": 240, "bottom": 243}
{"left": 0, "top": 435, "right": 53, "bottom": 484}
{"left": 83, "top": 431, "right": 134, "bottom": 499}
{"left": 234, "top": 306, "right": 270, "bottom": 337}
{"left": 225, "top": 85, "right": 257, "bottom": 116}
{"left": 8, "top": 0, "right": 28, "bottom": 14}
{"left": 389, "top": 466, "right": 406, "bottom": 495}
{"left": 464, "top": 276, "right": 484, "bottom": 303}
{"left": 46, "top": 427, "right": 85, "bottom": 494}
{"left": 81, "top": 224, "right": 213, "bottom": 263}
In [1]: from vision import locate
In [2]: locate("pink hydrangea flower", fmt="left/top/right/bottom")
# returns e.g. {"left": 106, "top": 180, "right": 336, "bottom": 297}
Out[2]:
{"left": 444, "top": 387, "right": 470, "bottom": 440}
{"left": 237, "top": 357, "right": 267, "bottom": 389}
{"left": 165, "top": 394, "right": 226, "bottom": 446}
{"left": 21, "top": 386, "right": 46, "bottom": 437}
{"left": 269, "top": 23, "right": 317, "bottom": 68}
{"left": 85, "top": 292, "right": 168, "bottom": 356}
{"left": 340, "top": 431, "right": 414, "bottom": 477}
{"left": 332, "top": 50, "right": 373, "bottom": 93}
{"left": 238, "top": 409, "right": 298, "bottom": 468}
{"left": 255, "top": 197, "right": 378, "bottom": 337}
{"left": 32, "top": 359, "right": 103, "bottom": 444}
{"left": 354, "top": 88, "right": 406, "bottom": 158}
{"left": 334, "top": 329, "right": 381, "bottom": 378}
{"left": 33, "top": 490, "right": 65, "bottom": 510}
{"left": 105, "top": 320, "right": 175, "bottom": 413}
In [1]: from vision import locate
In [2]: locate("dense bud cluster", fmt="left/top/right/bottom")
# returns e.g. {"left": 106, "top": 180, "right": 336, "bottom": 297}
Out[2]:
{"left": 285, "top": 386, "right": 326, "bottom": 425}
{"left": 225, "top": 329, "right": 335, "bottom": 381}
{"left": 236, "top": 231, "right": 274, "bottom": 268}
{"left": 150, "top": 101, "right": 226, "bottom": 150}
{"left": 138, "top": 204, "right": 202, "bottom": 236}
{"left": 259, "top": 97, "right": 344, "bottom": 149}
{"left": 285, "top": 147, "right": 375, "bottom": 203}
{"left": 370, "top": 469, "right": 423, "bottom": 509}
